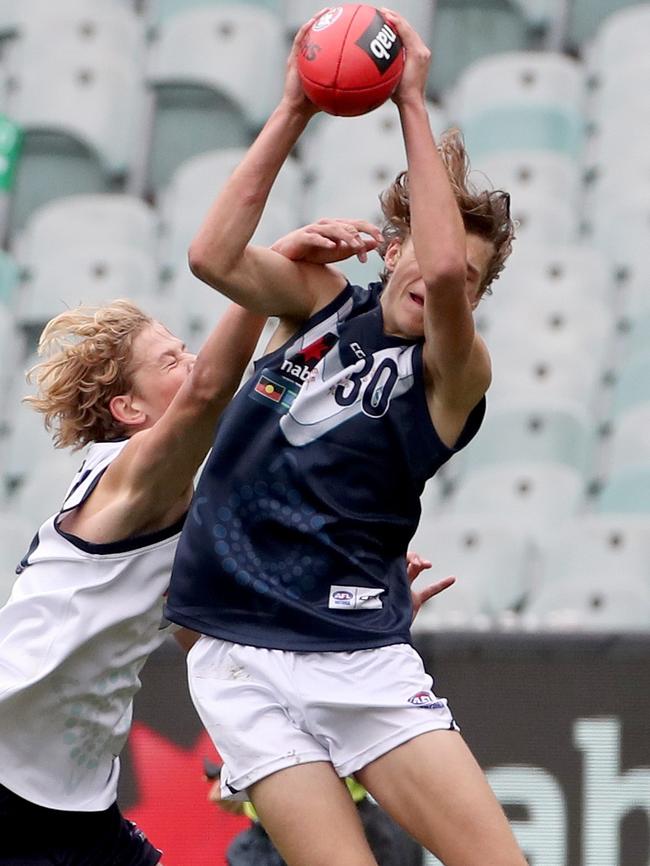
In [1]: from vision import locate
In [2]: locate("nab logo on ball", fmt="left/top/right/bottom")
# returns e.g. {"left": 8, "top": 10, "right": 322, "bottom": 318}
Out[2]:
{"left": 297, "top": 3, "right": 405, "bottom": 117}
{"left": 313, "top": 7, "right": 343, "bottom": 31}
{"left": 355, "top": 12, "right": 401, "bottom": 74}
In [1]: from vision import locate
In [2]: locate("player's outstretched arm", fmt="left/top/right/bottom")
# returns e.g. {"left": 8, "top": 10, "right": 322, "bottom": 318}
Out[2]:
{"left": 96, "top": 305, "right": 266, "bottom": 535}
{"left": 187, "top": 19, "right": 344, "bottom": 321}
{"left": 383, "top": 9, "right": 488, "bottom": 406}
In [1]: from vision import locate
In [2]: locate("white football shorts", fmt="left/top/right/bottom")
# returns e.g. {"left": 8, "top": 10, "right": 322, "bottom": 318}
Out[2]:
{"left": 187, "top": 636, "right": 459, "bottom": 799}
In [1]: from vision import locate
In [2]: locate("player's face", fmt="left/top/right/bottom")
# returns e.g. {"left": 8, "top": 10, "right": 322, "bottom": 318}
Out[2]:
{"left": 380, "top": 233, "right": 495, "bottom": 338}
{"left": 128, "top": 322, "right": 196, "bottom": 424}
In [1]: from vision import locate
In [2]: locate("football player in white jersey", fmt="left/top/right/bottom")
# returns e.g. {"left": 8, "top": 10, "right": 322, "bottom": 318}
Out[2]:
{"left": 0, "top": 300, "right": 266, "bottom": 865}
{"left": 168, "top": 8, "right": 525, "bottom": 866}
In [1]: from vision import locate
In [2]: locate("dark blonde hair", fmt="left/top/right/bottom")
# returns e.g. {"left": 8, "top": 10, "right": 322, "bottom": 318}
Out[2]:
{"left": 378, "top": 128, "right": 514, "bottom": 296}
{"left": 24, "top": 300, "right": 152, "bottom": 450}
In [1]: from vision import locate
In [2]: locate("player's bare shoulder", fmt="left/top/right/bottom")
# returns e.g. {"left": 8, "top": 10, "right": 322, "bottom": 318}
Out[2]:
{"left": 59, "top": 430, "right": 193, "bottom": 544}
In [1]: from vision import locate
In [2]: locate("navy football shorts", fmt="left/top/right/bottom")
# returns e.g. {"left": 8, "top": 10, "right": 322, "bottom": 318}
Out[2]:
{"left": 0, "top": 783, "right": 162, "bottom": 866}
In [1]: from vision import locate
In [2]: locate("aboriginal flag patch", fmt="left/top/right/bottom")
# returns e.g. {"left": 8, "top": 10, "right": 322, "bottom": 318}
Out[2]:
{"left": 255, "top": 375, "right": 285, "bottom": 403}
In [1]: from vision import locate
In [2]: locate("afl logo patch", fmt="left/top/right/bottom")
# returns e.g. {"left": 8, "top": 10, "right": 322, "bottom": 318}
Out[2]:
{"left": 408, "top": 691, "right": 445, "bottom": 709}
{"left": 313, "top": 7, "right": 343, "bottom": 31}
{"left": 329, "top": 585, "right": 385, "bottom": 610}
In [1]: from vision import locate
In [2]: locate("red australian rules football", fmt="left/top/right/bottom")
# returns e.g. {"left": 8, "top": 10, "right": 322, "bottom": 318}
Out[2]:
{"left": 298, "top": 4, "right": 405, "bottom": 117}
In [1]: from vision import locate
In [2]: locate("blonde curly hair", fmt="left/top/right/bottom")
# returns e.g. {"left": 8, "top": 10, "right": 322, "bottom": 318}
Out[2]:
{"left": 24, "top": 300, "right": 152, "bottom": 450}
{"left": 378, "top": 128, "right": 514, "bottom": 296}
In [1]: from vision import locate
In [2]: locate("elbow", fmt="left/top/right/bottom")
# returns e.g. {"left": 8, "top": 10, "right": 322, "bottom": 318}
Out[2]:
{"left": 188, "top": 241, "right": 216, "bottom": 285}
{"left": 188, "top": 362, "right": 234, "bottom": 409}
{"left": 423, "top": 258, "right": 467, "bottom": 295}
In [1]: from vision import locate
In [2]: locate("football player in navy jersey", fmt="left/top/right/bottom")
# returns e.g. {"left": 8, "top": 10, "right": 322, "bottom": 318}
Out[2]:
{"left": 166, "top": 8, "right": 524, "bottom": 866}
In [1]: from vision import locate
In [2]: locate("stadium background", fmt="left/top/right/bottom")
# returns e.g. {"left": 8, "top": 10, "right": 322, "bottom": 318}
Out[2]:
{"left": 0, "top": 1, "right": 648, "bottom": 864}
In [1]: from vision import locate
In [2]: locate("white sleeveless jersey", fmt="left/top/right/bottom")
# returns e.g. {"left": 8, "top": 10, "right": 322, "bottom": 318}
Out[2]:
{"left": 0, "top": 439, "right": 184, "bottom": 811}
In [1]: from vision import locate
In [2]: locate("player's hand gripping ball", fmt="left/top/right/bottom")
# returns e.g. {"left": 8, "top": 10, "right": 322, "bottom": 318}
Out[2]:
{"left": 298, "top": 5, "right": 404, "bottom": 116}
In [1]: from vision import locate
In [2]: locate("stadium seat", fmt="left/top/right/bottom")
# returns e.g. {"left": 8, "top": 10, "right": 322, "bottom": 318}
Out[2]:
{"left": 0, "top": 248, "right": 19, "bottom": 305}
{"left": 2, "top": 374, "right": 59, "bottom": 490}
{"left": 596, "top": 466, "right": 650, "bottom": 514}
{"left": 486, "top": 243, "right": 613, "bottom": 345}
{"left": 476, "top": 243, "right": 613, "bottom": 343}
{"left": 585, "top": 49, "right": 650, "bottom": 202}
{"left": 16, "top": 194, "right": 159, "bottom": 264}
{"left": 0, "top": 302, "right": 22, "bottom": 410}
{"left": 512, "top": 0, "right": 565, "bottom": 32}
{"left": 0, "top": 511, "right": 32, "bottom": 606}
{"left": 605, "top": 405, "right": 650, "bottom": 475}
{"left": 430, "top": 0, "right": 530, "bottom": 95}
{"left": 166, "top": 266, "right": 235, "bottom": 349}
{"left": 461, "top": 401, "right": 595, "bottom": 474}
{"left": 610, "top": 352, "right": 650, "bottom": 416}
{"left": 487, "top": 283, "right": 613, "bottom": 362}
{"left": 447, "top": 462, "right": 585, "bottom": 545}
{"left": 586, "top": 147, "right": 650, "bottom": 254}
{"left": 303, "top": 100, "right": 447, "bottom": 221}
{"left": 571, "top": 0, "right": 650, "bottom": 55}
{"left": 524, "top": 515, "right": 650, "bottom": 631}
{"left": 158, "top": 148, "right": 303, "bottom": 268}
{"left": 302, "top": 182, "right": 386, "bottom": 233}
{"left": 507, "top": 185, "right": 580, "bottom": 244}
{"left": 487, "top": 343, "right": 604, "bottom": 412}
{"left": 15, "top": 243, "right": 160, "bottom": 333}
{"left": 588, "top": 55, "right": 650, "bottom": 123}
{"left": 452, "top": 51, "right": 585, "bottom": 160}
{"left": 0, "top": 0, "right": 18, "bottom": 39}
{"left": 11, "top": 452, "right": 89, "bottom": 525}
{"left": 11, "top": 0, "right": 145, "bottom": 60}
{"left": 146, "top": 6, "right": 284, "bottom": 190}
{"left": 475, "top": 150, "right": 581, "bottom": 213}
{"left": 148, "top": 4, "right": 284, "bottom": 123}
{"left": 409, "top": 515, "right": 534, "bottom": 630}
{"left": 6, "top": 38, "right": 145, "bottom": 230}
{"left": 149, "top": 0, "right": 282, "bottom": 28}
{"left": 590, "top": 190, "right": 650, "bottom": 275}
{"left": 619, "top": 310, "right": 650, "bottom": 364}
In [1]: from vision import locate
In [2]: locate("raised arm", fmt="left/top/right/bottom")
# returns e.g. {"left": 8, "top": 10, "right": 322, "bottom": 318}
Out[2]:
{"left": 383, "top": 9, "right": 490, "bottom": 412}
{"left": 187, "top": 18, "right": 345, "bottom": 320}
{"left": 70, "top": 305, "right": 266, "bottom": 541}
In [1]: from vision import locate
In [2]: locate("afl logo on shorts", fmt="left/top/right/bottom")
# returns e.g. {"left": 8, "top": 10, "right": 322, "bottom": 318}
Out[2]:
{"left": 408, "top": 691, "right": 445, "bottom": 709}
{"left": 333, "top": 590, "right": 354, "bottom": 602}
{"left": 313, "top": 7, "right": 343, "bottom": 31}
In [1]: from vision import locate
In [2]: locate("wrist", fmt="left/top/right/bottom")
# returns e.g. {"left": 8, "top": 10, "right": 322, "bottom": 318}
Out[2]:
{"left": 276, "top": 97, "right": 318, "bottom": 126}
{"left": 396, "top": 92, "right": 428, "bottom": 113}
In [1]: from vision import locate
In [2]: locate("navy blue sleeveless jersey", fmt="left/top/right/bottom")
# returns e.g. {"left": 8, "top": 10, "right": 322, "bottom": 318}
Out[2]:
{"left": 166, "top": 283, "right": 485, "bottom": 650}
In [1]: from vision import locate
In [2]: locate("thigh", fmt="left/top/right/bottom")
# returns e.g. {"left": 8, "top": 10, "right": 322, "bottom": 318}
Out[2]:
{"left": 355, "top": 730, "right": 527, "bottom": 866}
{"left": 300, "top": 644, "right": 458, "bottom": 779}
{"left": 249, "top": 762, "right": 379, "bottom": 866}
{"left": 188, "top": 638, "right": 330, "bottom": 798}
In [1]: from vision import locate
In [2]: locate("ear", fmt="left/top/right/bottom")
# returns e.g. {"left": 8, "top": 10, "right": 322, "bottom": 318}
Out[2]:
{"left": 383, "top": 240, "right": 402, "bottom": 274}
{"left": 109, "top": 394, "right": 146, "bottom": 430}
{"left": 470, "top": 286, "right": 486, "bottom": 311}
